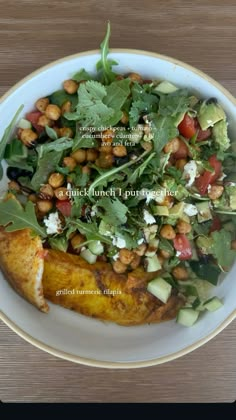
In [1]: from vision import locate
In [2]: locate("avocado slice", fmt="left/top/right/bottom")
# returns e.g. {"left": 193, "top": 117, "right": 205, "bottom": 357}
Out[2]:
{"left": 226, "top": 185, "right": 236, "bottom": 210}
{"left": 196, "top": 202, "right": 212, "bottom": 223}
{"left": 197, "top": 101, "right": 226, "bottom": 130}
{"left": 169, "top": 202, "right": 185, "bottom": 218}
{"left": 212, "top": 120, "right": 230, "bottom": 151}
{"left": 154, "top": 81, "right": 179, "bottom": 94}
{"left": 152, "top": 205, "right": 169, "bottom": 216}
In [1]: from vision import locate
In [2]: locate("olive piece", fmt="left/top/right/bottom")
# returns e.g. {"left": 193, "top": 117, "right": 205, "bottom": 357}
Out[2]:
{"left": 206, "top": 97, "right": 218, "bottom": 105}
{"left": 7, "top": 166, "right": 33, "bottom": 181}
{"left": 114, "top": 155, "right": 129, "bottom": 166}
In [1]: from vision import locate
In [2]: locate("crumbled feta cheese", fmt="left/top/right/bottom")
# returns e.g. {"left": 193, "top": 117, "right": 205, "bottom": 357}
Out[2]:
{"left": 176, "top": 251, "right": 181, "bottom": 257}
{"left": 112, "top": 253, "right": 119, "bottom": 261}
{"left": 183, "top": 160, "right": 198, "bottom": 187}
{"left": 138, "top": 238, "right": 144, "bottom": 245}
{"left": 184, "top": 204, "right": 198, "bottom": 216}
{"left": 112, "top": 237, "right": 126, "bottom": 249}
{"left": 67, "top": 182, "right": 72, "bottom": 190}
{"left": 90, "top": 205, "right": 98, "bottom": 217}
{"left": 207, "top": 184, "right": 212, "bottom": 193}
{"left": 143, "top": 224, "right": 158, "bottom": 243}
{"left": 44, "top": 211, "right": 62, "bottom": 235}
{"left": 143, "top": 209, "right": 156, "bottom": 225}
{"left": 81, "top": 246, "right": 86, "bottom": 252}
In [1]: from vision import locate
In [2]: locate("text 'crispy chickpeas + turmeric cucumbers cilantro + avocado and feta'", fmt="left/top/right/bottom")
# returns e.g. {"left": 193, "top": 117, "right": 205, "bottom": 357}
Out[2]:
{"left": 1, "top": 22, "right": 236, "bottom": 326}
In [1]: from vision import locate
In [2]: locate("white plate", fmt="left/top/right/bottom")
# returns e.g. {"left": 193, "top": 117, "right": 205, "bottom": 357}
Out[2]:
{"left": 0, "top": 50, "right": 236, "bottom": 368}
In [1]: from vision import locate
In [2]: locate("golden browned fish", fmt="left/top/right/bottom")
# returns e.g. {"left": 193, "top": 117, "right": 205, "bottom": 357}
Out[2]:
{"left": 43, "top": 249, "right": 183, "bottom": 326}
{"left": 0, "top": 228, "right": 49, "bottom": 312}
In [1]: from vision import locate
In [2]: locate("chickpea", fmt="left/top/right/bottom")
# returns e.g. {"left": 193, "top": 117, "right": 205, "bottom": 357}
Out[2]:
{"left": 231, "top": 240, "right": 236, "bottom": 250}
{"left": 130, "top": 254, "right": 141, "bottom": 270}
{"left": 28, "top": 193, "right": 37, "bottom": 203}
{"left": 54, "top": 187, "right": 68, "bottom": 200}
{"left": 128, "top": 72, "right": 143, "bottom": 83}
{"left": 20, "top": 129, "right": 38, "bottom": 147}
{"left": 172, "top": 266, "right": 189, "bottom": 280}
{"left": 119, "top": 249, "right": 135, "bottom": 265}
{"left": 160, "top": 224, "right": 176, "bottom": 240}
{"left": 116, "top": 75, "right": 124, "bottom": 81}
{"left": 71, "top": 234, "right": 86, "bottom": 251}
{"left": 120, "top": 111, "right": 129, "bottom": 125}
{"left": 134, "top": 243, "right": 147, "bottom": 256}
{"left": 87, "top": 148, "right": 98, "bottom": 162}
{"left": 8, "top": 180, "right": 21, "bottom": 192}
{"left": 39, "top": 184, "right": 54, "bottom": 200}
{"left": 175, "top": 158, "right": 187, "bottom": 171}
{"left": 161, "top": 195, "right": 174, "bottom": 208}
{"left": 61, "top": 100, "right": 72, "bottom": 115}
{"left": 37, "top": 200, "right": 53, "bottom": 213}
{"left": 35, "top": 97, "right": 49, "bottom": 112}
{"left": 48, "top": 173, "right": 65, "bottom": 189}
{"left": 37, "top": 115, "right": 53, "bottom": 127}
{"left": 159, "top": 249, "right": 171, "bottom": 259}
{"left": 63, "top": 156, "right": 77, "bottom": 171}
{"left": 59, "top": 127, "right": 73, "bottom": 138}
{"left": 164, "top": 137, "right": 180, "bottom": 154}
{"left": 63, "top": 79, "right": 79, "bottom": 94}
{"left": 82, "top": 165, "right": 91, "bottom": 175}
{"left": 101, "top": 129, "right": 115, "bottom": 144}
{"left": 95, "top": 153, "right": 114, "bottom": 168}
{"left": 99, "top": 143, "right": 113, "bottom": 154}
{"left": 45, "top": 104, "right": 61, "bottom": 121}
{"left": 208, "top": 185, "right": 224, "bottom": 200}
{"left": 176, "top": 220, "right": 192, "bottom": 234}
{"left": 71, "top": 149, "right": 87, "bottom": 163}
{"left": 112, "top": 259, "right": 127, "bottom": 274}
{"left": 113, "top": 145, "right": 127, "bottom": 157}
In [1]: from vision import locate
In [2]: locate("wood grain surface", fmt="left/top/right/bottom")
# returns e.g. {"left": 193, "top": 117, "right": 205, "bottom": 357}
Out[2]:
{"left": 0, "top": 0, "right": 236, "bottom": 403}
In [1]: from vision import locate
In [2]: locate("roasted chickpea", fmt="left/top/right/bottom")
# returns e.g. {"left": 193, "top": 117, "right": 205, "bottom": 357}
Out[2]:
{"left": 128, "top": 72, "right": 143, "bottom": 83}
{"left": 63, "top": 156, "right": 77, "bottom": 171}
{"left": 45, "top": 104, "right": 61, "bottom": 121}
{"left": 99, "top": 143, "right": 113, "bottom": 154}
{"left": 164, "top": 137, "right": 180, "bottom": 154}
{"left": 37, "top": 115, "right": 53, "bottom": 127}
{"left": 71, "top": 149, "right": 87, "bottom": 163}
{"left": 59, "top": 127, "right": 73, "bottom": 138}
{"left": 54, "top": 187, "right": 68, "bottom": 200}
{"left": 63, "top": 79, "right": 79, "bottom": 94}
{"left": 160, "top": 224, "right": 176, "bottom": 240}
{"left": 35, "top": 97, "right": 49, "bottom": 112}
{"left": 116, "top": 75, "right": 124, "bottom": 81}
{"left": 134, "top": 243, "right": 147, "bottom": 256}
{"left": 37, "top": 200, "right": 53, "bottom": 213}
{"left": 87, "top": 148, "right": 98, "bottom": 162}
{"left": 159, "top": 249, "right": 171, "bottom": 259}
{"left": 28, "top": 193, "right": 37, "bottom": 203}
{"left": 130, "top": 254, "right": 141, "bottom": 270}
{"left": 113, "top": 145, "right": 127, "bottom": 157}
{"left": 71, "top": 234, "right": 86, "bottom": 251}
{"left": 112, "top": 259, "right": 127, "bottom": 274}
{"left": 61, "top": 100, "right": 72, "bottom": 115}
{"left": 172, "top": 266, "right": 189, "bottom": 280}
{"left": 48, "top": 173, "right": 65, "bottom": 189}
{"left": 39, "top": 184, "right": 54, "bottom": 200}
{"left": 176, "top": 220, "right": 192, "bottom": 234}
{"left": 231, "top": 240, "right": 236, "bottom": 250}
{"left": 95, "top": 153, "right": 114, "bottom": 168}
{"left": 8, "top": 180, "right": 20, "bottom": 192}
{"left": 82, "top": 165, "right": 91, "bottom": 175}
{"left": 208, "top": 185, "right": 224, "bottom": 200}
{"left": 175, "top": 158, "right": 187, "bottom": 171}
{"left": 119, "top": 249, "right": 135, "bottom": 265}
{"left": 120, "top": 111, "right": 129, "bottom": 124}
{"left": 20, "top": 129, "right": 38, "bottom": 147}
{"left": 101, "top": 129, "right": 115, "bottom": 144}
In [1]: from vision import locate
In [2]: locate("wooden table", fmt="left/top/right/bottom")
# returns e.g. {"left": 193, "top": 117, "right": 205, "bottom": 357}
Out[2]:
{"left": 0, "top": 0, "right": 236, "bottom": 403}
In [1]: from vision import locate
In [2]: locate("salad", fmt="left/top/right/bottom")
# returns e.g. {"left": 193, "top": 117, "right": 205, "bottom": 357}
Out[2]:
{"left": 1, "top": 23, "right": 236, "bottom": 327}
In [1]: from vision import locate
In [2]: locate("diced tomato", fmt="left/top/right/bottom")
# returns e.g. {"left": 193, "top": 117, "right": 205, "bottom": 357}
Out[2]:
{"left": 209, "top": 216, "right": 222, "bottom": 233}
{"left": 195, "top": 155, "right": 222, "bottom": 195}
{"left": 173, "top": 234, "right": 192, "bottom": 260}
{"left": 173, "top": 139, "right": 189, "bottom": 159}
{"left": 195, "top": 119, "right": 211, "bottom": 141}
{"left": 178, "top": 114, "right": 196, "bottom": 139}
{"left": 56, "top": 200, "right": 72, "bottom": 217}
{"left": 26, "top": 111, "right": 44, "bottom": 134}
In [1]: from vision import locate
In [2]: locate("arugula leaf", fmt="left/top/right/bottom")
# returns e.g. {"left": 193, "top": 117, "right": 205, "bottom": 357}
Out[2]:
{"left": 48, "top": 90, "right": 77, "bottom": 108}
{"left": 31, "top": 150, "right": 63, "bottom": 191}
{"left": 97, "top": 197, "right": 128, "bottom": 226}
{"left": 189, "top": 261, "right": 221, "bottom": 285}
{"left": 37, "top": 137, "right": 73, "bottom": 158}
{"left": 68, "top": 219, "right": 112, "bottom": 244}
{"left": 72, "top": 131, "right": 99, "bottom": 150}
{"left": 158, "top": 89, "right": 190, "bottom": 117}
{"left": 96, "top": 22, "right": 117, "bottom": 84}
{"left": 159, "top": 238, "right": 174, "bottom": 255}
{"left": 124, "top": 152, "right": 156, "bottom": 185}
{"left": 166, "top": 166, "right": 185, "bottom": 184}
{"left": 45, "top": 126, "right": 58, "bottom": 140}
{"left": 129, "top": 83, "right": 159, "bottom": 127}
{"left": 0, "top": 105, "right": 24, "bottom": 180}
{"left": 150, "top": 114, "right": 179, "bottom": 153}
{"left": 0, "top": 199, "right": 46, "bottom": 237}
{"left": 211, "top": 229, "right": 236, "bottom": 267}
{"left": 72, "top": 68, "right": 92, "bottom": 82}
{"left": 104, "top": 78, "right": 130, "bottom": 109}
{"left": 49, "top": 236, "right": 68, "bottom": 252}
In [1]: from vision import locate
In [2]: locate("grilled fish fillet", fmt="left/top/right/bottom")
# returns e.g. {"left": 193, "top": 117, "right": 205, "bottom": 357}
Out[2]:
{"left": 0, "top": 228, "right": 49, "bottom": 312}
{"left": 43, "top": 249, "right": 183, "bottom": 326}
